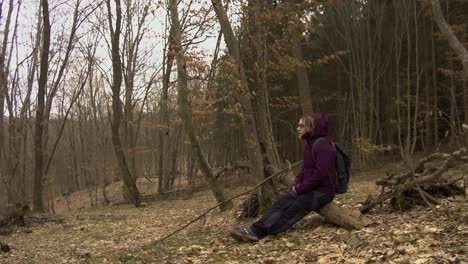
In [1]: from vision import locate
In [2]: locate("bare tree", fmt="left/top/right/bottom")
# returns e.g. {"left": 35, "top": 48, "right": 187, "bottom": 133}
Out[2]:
{"left": 121, "top": 0, "right": 152, "bottom": 179}
{"left": 287, "top": 0, "right": 313, "bottom": 115}
{"left": 0, "top": 0, "right": 22, "bottom": 205}
{"left": 32, "top": 0, "right": 51, "bottom": 211}
{"left": 32, "top": 0, "right": 95, "bottom": 210}
{"left": 158, "top": 14, "right": 174, "bottom": 193}
{"left": 168, "top": 0, "right": 232, "bottom": 210}
{"left": 432, "top": 0, "right": 468, "bottom": 78}
{"left": 0, "top": 0, "right": 15, "bottom": 175}
{"left": 106, "top": 0, "right": 140, "bottom": 206}
{"left": 247, "top": 0, "right": 282, "bottom": 174}
{"left": 211, "top": 0, "right": 274, "bottom": 211}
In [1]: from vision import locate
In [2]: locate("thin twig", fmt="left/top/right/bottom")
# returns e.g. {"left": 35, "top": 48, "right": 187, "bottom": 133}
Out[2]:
{"left": 154, "top": 161, "right": 303, "bottom": 244}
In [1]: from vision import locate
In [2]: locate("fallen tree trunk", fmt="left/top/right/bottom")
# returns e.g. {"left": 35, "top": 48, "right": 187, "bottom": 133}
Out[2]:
{"left": 319, "top": 202, "right": 374, "bottom": 230}
{"left": 360, "top": 148, "right": 467, "bottom": 214}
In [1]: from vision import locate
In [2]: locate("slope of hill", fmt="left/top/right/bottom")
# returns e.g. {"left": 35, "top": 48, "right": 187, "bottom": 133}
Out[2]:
{"left": 0, "top": 166, "right": 466, "bottom": 263}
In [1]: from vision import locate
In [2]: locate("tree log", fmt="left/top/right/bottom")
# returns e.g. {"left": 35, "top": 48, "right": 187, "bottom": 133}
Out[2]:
{"left": 318, "top": 202, "right": 374, "bottom": 230}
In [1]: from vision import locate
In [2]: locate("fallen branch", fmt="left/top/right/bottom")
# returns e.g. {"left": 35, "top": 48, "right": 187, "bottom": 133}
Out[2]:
{"left": 361, "top": 148, "right": 467, "bottom": 214}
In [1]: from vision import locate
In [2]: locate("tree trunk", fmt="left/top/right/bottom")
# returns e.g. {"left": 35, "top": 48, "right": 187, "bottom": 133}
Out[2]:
{"left": 18, "top": 6, "right": 41, "bottom": 203}
{"left": 124, "top": 78, "right": 136, "bottom": 179}
{"left": 249, "top": 0, "right": 282, "bottom": 172}
{"left": 159, "top": 19, "right": 175, "bottom": 193}
{"left": 431, "top": 0, "right": 468, "bottom": 78}
{"left": 293, "top": 45, "right": 314, "bottom": 115}
{"left": 106, "top": 0, "right": 140, "bottom": 206}
{"left": 122, "top": 2, "right": 150, "bottom": 181}
{"left": 430, "top": 22, "right": 439, "bottom": 146}
{"left": 247, "top": 1, "right": 283, "bottom": 204}
{"left": 102, "top": 182, "right": 110, "bottom": 206}
{"left": 318, "top": 202, "right": 374, "bottom": 230}
{"left": 0, "top": 0, "right": 17, "bottom": 206}
{"left": 286, "top": 0, "right": 313, "bottom": 115}
{"left": 0, "top": 0, "right": 15, "bottom": 183}
{"left": 169, "top": 0, "right": 232, "bottom": 210}
{"left": 464, "top": 80, "right": 468, "bottom": 146}
{"left": 165, "top": 125, "right": 181, "bottom": 191}
{"left": 211, "top": 0, "right": 268, "bottom": 211}
{"left": 33, "top": 0, "right": 51, "bottom": 212}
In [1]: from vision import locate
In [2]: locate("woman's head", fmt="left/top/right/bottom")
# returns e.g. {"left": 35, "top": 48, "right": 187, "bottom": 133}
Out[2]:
{"left": 297, "top": 115, "right": 314, "bottom": 138}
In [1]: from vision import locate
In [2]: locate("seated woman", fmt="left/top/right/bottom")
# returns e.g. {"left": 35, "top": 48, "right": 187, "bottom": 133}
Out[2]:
{"left": 230, "top": 113, "right": 337, "bottom": 242}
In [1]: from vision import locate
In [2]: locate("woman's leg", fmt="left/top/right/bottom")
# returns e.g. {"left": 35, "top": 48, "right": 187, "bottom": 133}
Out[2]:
{"left": 251, "top": 190, "right": 298, "bottom": 238}
{"left": 268, "top": 191, "right": 333, "bottom": 236}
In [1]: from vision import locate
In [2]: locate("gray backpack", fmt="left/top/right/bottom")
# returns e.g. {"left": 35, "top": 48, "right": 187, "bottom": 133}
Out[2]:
{"left": 311, "top": 137, "right": 350, "bottom": 194}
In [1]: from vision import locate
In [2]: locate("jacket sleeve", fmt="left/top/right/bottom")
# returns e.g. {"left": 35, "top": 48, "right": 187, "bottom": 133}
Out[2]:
{"left": 294, "top": 141, "right": 335, "bottom": 194}
{"left": 293, "top": 171, "right": 303, "bottom": 187}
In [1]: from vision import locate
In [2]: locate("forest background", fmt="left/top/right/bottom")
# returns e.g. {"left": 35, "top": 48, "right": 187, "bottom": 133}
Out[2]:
{"left": 0, "top": 0, "right": 467, "bottom": 215}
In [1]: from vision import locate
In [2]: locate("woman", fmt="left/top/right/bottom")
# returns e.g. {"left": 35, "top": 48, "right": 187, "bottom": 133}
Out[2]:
{"left": 230, "top": 113, "right": 337, "bottom": 242}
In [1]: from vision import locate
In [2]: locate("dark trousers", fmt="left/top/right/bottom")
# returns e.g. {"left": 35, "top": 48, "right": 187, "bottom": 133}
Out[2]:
{"left": 251, "top": 190, "right": 333, "bottom": 238}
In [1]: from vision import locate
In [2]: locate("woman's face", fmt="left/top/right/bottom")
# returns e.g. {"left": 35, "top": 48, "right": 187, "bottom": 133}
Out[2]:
{"left": 297, "top": 118, "right": 313, "bottom": 138}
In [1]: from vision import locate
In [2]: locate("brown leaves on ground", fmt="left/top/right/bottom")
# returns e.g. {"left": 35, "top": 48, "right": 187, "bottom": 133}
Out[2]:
{"left": 0, "top": 173, "right": 466, "bottom": 264}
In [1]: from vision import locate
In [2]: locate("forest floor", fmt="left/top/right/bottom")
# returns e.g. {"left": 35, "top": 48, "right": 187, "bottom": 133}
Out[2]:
{"left": 0, "top": 163, "right": 467, "bottom": 264}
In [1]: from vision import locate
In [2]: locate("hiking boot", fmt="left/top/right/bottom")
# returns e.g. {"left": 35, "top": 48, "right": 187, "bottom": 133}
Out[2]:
{"left": 229, "top": 226, "right": 259, "bottom": 242}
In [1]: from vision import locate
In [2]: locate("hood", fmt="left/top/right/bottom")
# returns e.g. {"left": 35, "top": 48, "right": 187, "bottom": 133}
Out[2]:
{"left": 302, "top": 112, "right": 329, "bottom": 140}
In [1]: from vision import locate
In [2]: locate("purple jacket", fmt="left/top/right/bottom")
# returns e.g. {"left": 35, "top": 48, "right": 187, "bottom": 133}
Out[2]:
{"left": 293, "top": 113, "right": 336, "bottom": 197}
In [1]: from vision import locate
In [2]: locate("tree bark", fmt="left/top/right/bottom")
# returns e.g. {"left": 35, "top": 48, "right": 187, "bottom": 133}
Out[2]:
{"left": 0, "top": 0, "right": 18, "bottom": 205}
{"left": 33, "top": 0, "right": 51, "bottom": 212}
{"left": 17, "top": 3, "right": 41, "bottom": 204}
{"left": 106, "top": 0, "right": 140, "bottom": 206}
{"left": 159, "top": 16, "right": 175, "bottom": 193}
{"left": 122, "top": 2, "right": 150, "bottom": 180}
{"left": 293, "top": 45, "right": 314, "bottom": 115}
{"left": 249, "top": 0, "right": 282, "bottom": 174}
{"left": 0, "top": 0, "right": 15, "bottom": 178}
{"left": 286, "top": 0, "right": 313, "bottom": 115}
{"left": 211, "top": 0, "right": 268, "bottom": 211}
{"left": 464, "top": 80, "right": 468, "bottom": 146}
{"left": 169, "top": 0, "right": 232, "bottom": 210}
{"left": 431, "top": 0, "right": 468, "bottom": 78}
{"left": 319, "top": 202, "right": 374, "bottom": 230}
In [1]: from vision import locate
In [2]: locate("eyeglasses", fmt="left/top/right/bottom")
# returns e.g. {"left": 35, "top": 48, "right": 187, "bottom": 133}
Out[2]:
{"left": 297, "top": 124, "right": 305, "bottom": 128}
